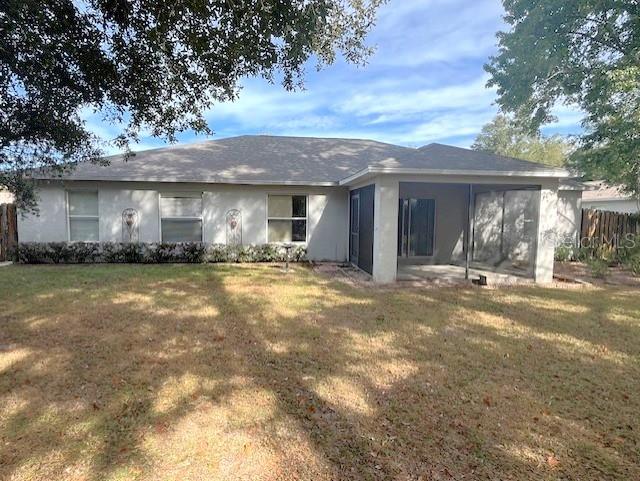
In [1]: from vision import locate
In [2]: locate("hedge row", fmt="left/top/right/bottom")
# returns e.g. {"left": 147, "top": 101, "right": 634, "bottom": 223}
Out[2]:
{"left": 14, "top": 242, "right": 307, "bottom": 264}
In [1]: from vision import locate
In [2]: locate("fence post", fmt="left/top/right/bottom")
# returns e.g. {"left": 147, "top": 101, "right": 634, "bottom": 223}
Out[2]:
{"left": 580, "top": 208, "right": 640, "bottom": 253}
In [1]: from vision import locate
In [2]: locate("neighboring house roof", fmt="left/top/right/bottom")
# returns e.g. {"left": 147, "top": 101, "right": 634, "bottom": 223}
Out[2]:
{"left": 559, "top": 178, "right": 588, "bottom": 191}
{"left": 582, "top": 181, "right": 634, "bottom": 202}
{"left": 32, "top": 135, "right": 569, "bottom": 185}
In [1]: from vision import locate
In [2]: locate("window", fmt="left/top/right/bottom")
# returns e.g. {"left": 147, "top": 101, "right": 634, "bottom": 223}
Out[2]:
{"left": 267, "top": 195, "right": 307, "bottom": 242}
{"left": 398, "top": 198, "right": 435, "bottom": 257}
{"left": 68, "top": 191, "right": 99, "bottom": 241}
{"left": 160, "top": 192, "right": 203, "bottom": 242}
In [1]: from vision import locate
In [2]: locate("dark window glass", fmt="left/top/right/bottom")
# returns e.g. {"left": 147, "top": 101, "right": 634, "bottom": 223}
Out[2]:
{"left": 409, "top": 199, "right": 435, "bottom": 256}
{"left": 350, "top": 197, "right": 359, "bottom": 232}
{"left": 161, "top": 219, "right": 202, "bottom": 242}
{"left": 292, "top": 196, "right": 306, "bottom": 217}
{"left": 292, "top": 220, "right": 306, "bottom": 241}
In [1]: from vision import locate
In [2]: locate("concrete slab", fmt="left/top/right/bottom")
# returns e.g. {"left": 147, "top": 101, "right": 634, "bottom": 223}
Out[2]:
{"left": 397, "top": 264, "right": 531, "bottom": 286}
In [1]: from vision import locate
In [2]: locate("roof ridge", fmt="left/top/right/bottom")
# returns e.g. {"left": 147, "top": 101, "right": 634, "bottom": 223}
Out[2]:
{"left": 104, "top": 134, "right": 419, "bottom": 160}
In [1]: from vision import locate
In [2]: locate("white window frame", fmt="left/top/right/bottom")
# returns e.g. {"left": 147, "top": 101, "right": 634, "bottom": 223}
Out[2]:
{"left": 159, "top": 192, "right": 204, "bottom": 242}
{"left": 266, "top": 194, "right": 308, "bottom": 244}
{"left": 66, "top": 190, "right": 100, "bottom": 242}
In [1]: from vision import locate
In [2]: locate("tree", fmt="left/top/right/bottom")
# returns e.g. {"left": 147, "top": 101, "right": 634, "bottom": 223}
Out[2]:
{"left": 1, "top": 0, "right": 383, "bottom": 210}
{"left": 485, "top": 0, "right": 640, "bottom": 198}
{"left": 471, "top": 115, "right": 571, "bottom": 167}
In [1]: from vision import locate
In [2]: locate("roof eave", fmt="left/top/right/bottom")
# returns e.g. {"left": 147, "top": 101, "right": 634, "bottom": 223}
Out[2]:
{"left": 338, "top": 166, "right": 571, "bottom": 186}
{"left": 31, "top": 176, "right": 340, "bottom": 187}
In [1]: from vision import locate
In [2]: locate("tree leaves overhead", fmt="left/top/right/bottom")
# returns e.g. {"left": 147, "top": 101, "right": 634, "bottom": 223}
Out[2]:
{"left": 0, "top": 0, "right": 384, "bottom": 209}
{"left": 486, "top": 0, "right": 640, "bottom": 197}
{"left": 471, "top": 115, "right": 571, "bottom": 167}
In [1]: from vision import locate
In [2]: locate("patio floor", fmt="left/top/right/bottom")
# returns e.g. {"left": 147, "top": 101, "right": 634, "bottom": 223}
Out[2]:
{"left": 397, "top": 264, "right": 532, "bottom": 286}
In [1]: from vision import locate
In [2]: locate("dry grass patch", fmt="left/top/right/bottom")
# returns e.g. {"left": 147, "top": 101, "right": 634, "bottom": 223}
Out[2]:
{"left": 1, "top": 263, "right": 639, "bottom": 480}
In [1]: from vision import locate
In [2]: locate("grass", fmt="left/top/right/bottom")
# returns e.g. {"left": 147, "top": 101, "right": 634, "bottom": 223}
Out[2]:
{"left": 0, "top": 263, "right": 639, "bottom": 481}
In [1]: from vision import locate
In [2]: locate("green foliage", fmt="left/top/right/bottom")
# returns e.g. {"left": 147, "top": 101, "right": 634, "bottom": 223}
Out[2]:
{"left": 207, "top": 244, "right": 307, "bottom": 263}
{"left": 586, "top": 258, "right": 609, "bottom": 279}
{"left": 628, "top": 255, "right": 640, "bottom": 276}
{"left": 16, "top": 242, "right": 307, "bottom": 264}
{"left": 617, "top": 234, "right": 640, "bottom": 276}
{"left": 1, "top": 0, "right": 384, "bottom": 211}
{"left": 574, "top": 234, "right": 640, "bottom": 277}
{"left": 486, "top": 1, "right": 640, "bottom": 196}
{"left": 472, "top": 115, "right": 571, "bottom": 167}
{"left": 554, "top": 244, "right": 575, "bottom": 262}
{"left": 575, "top": 246, "right": 593, "bottom": 263}
{"left": 182, "top": 243, "right": 208, "bottom": 264}
{"left": 70, "top": 242, "right": 100, "bottom": 263}
{"left": 576, "top": 243, "right": 617, "bottom": 265}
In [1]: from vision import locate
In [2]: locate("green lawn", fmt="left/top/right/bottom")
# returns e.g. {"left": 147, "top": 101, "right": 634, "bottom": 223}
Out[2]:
{"left": 1, "top": 264, "right": 639, "bottom": 480}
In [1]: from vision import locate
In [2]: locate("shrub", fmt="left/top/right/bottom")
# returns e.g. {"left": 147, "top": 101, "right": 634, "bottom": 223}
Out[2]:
{"left": 628, "top": 254, "right": 640, "bottom": 276}
{"left": 236, "top": 245, "right": 256, "bottom": 263}
{"left": 575, "top": 245, "right": 594, "bottom": 262}
{"left": 182, "top": 242, "right": 207, "bottom": 263}
{"left": 207, "top": 244, "right": 230, "bottom": 263}
{"left": 47, "top": 242, "right": 73, "bottom": 264}
{"left": 146, "top": 243, "right": 173, "bottom": 263}
{"left": 255, "top": 244, "right": 280, "bottom": 262}
{"left": 15, "top": 242, "right": 307, "bottom": 265}
{"left": 586, "top": 258, "right": 609, "bottom": 279}
{"left": 554, "top": 244, "right": 575, "bottom": 262}
{"left": 120, "top": 243, "right": 144, "bottom": 263}
{"left": 16, "top": 243, "right": 48, "bottom": 264}
{"left": 617, "top": 234, "right": 640, "bottom": 274}
{"left": 70, "top": 242, "right": 100, "bottom": 263}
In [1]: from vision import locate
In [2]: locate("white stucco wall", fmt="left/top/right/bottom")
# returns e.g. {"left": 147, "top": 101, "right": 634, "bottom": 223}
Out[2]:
{"left": 534, "top": 181, "right": 558, "bottom": 283}
{"left": 372, "top": 176, "right": 399, "bottom": 283}
{"left": 556, "top": 190, "right": 582, "bottom": 247}
{"left": 17, "top": 183, "right": 68, "bottom": 242}
{"left": 99, "top": 187, "right": 161, "bottom": 242}
{"left": 18, "top": 181, "right": 349, "bottom": 261}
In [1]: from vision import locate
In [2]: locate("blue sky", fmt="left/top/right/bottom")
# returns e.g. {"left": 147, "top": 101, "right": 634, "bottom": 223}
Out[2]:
{"left": 88, "top": 0, "right": 584, "bottom": 153}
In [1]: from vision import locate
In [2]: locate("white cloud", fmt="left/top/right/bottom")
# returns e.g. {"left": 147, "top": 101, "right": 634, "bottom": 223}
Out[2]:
{"left": 408, "top": 109, "right": 497, "bottom": 141}
{"left": 370, "top": 0, "right": 504, "bottom": 67}
{"left": 338, "top": 75, "right": 496, "bottom": 118}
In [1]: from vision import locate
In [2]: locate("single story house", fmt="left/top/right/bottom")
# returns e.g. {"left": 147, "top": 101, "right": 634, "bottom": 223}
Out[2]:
{"left": 19, "top": 135, "right": 571, "bottom": 283}
{"left": 581, "top": 181, "right": 639, "bottom": 214}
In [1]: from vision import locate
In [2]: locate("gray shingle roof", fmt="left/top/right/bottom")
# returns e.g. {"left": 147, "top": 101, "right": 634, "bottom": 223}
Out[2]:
{"left": 417, "top": 143, "right": 564, "bottom": 172}
{"left": 34, "top": 135, "right": 567, "bottom": 184}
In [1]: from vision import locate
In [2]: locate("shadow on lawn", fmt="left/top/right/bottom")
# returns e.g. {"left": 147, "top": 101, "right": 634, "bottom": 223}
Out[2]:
{"left": 0, "top": 264, "right": 639, "bottom": 480}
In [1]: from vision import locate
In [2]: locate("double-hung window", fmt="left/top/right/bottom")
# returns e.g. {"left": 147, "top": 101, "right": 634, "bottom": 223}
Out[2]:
{"left": 267, "top": 195, "right": 307, "bottom": 242}
{"left": 160, "top": 192, "right": 203, "bottom": 242}
{"left": 67, "top": 191, "right": 99, "bottom": 241}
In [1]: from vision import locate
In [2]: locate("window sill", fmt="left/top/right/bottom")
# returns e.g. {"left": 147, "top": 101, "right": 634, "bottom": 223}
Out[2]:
{"left": 267, "top": 241, "right": 308, "bottom": 245}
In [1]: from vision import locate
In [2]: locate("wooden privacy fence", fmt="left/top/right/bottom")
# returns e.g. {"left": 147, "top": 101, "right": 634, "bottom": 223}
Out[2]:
{"left": 580, "top": 208, "right": 640, "bottom": 250}
{"left": 0, "top": 203, "right": 18, "bottom": 262}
